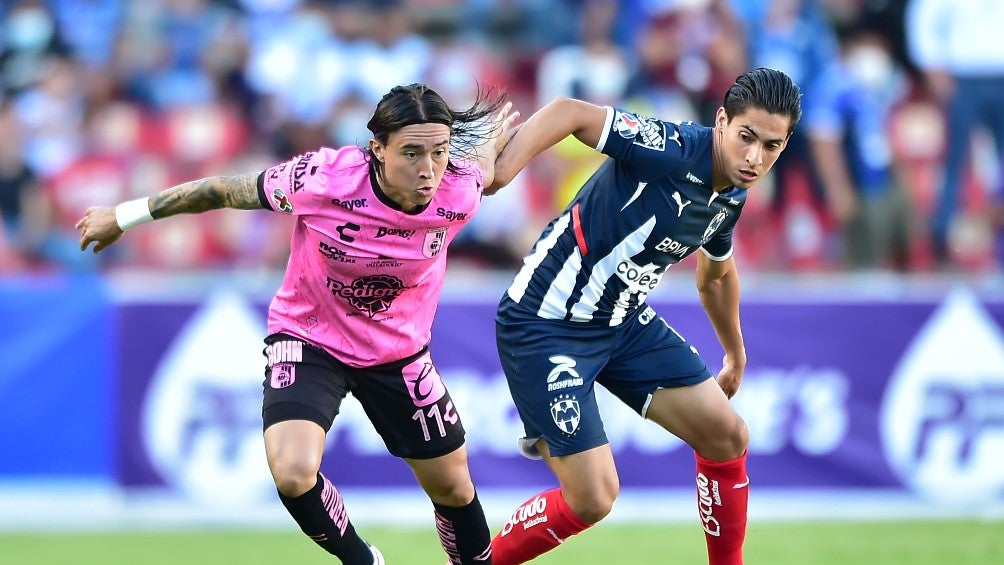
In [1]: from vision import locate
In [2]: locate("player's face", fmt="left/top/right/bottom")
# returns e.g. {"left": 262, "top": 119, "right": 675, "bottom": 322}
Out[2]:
{"left": 713, "top": 107, "right": 791, "bottom": 189}
{"left": 370, "top": 123, "right": 452, "bottom": 211}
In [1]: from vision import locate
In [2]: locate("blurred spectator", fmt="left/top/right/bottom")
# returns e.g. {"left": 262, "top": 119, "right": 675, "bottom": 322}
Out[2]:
{"left": 11, "top": 55, "right": 86, "bottom": 177}
{"left": 806, "top": 26, "right": 913, "bottom": 271}
{"left": 48, "top": 0, "right": 125, "bottom": 68}
{"left": 0, "top": 0, "right": 70, "bottom": 97}
{"left": 535, "top": 0, "right": 630, "bottom": 108}
{"left": 531, "top": 0, "right": 631, "bottom": 214}
{"left": 0, "top": 0, "right": 995, "bottom": 275}
{"left": 351, "top": 1, "right": 433, "bottom": 105}
{"left": 244, "top": 1, "right": 355, "bottom": 155}
{"left": 733, "top": 0, "right": 840, "bottom": 268}
{"left": 0, "top": 100, "right": 41, "bottom": 270}
{"left": 906, "top": 0, "right": 1004, "bottom": 267}
{"left": 118, "top": 0, "right": 240, "bottom": 109}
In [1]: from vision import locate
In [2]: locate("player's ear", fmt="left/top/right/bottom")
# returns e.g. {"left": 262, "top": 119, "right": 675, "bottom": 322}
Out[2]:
{"left": 715, "top": 107, "right": 728, "bottom": 130}
{"left": 369, "top": 139, "right": 384, "bottom": 162}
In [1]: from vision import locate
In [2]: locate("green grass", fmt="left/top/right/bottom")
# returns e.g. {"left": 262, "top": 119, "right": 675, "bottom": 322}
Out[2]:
{"left": 1, "top": 520, "right": 1001, "bottom": 564}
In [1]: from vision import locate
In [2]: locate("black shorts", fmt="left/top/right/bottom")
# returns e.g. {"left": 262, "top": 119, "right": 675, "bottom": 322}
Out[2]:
{"left": 261, "top": 333, "right": 466, "bottom": 459}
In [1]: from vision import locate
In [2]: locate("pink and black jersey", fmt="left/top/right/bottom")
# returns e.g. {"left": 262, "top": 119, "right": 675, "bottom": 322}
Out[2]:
{"left": 257, "top": 146, "right": 483, "bottom": 367}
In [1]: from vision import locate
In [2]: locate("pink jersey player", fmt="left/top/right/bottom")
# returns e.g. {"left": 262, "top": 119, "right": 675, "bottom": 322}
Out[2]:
{"left": 261, "top": 145, "right": 482, "bottom": 367}
{"left": 78, "top": 83, "right": 519, "bottom": 565}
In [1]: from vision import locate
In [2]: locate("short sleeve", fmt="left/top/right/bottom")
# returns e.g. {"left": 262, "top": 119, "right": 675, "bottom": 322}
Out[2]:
{"left": 596, "top": 107, "right": 687, "bottom": 183}
{"left": 701, "top": 218, "right": 739, "bottom": 261}
{"left": 258, "top": 148, "right": 337, "bottom": 216}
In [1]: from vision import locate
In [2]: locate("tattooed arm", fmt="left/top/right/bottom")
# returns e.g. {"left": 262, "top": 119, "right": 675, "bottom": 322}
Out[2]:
{"left": 76, "top": 173, "right": 263, "bottom": 253}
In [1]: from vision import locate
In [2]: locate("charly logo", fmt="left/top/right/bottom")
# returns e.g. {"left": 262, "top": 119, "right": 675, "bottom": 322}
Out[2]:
{"left": 325, "top": 274, "right": 408, "bottom": 317}
{"left": 402, "top": 353, "right": 447, "bottom": 408}
{"left": 143, "top": 291, "right": 274, "bottom": 504}
{"left": 880, "top": 289, "right": 1004, "bottom": 504}
{"left": 550, "top": 394, "right": 581, "bottom": 435}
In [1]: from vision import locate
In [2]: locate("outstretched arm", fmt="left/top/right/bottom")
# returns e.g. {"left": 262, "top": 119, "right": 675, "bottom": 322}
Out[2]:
{"left": 76, "top": 172, "right": 263, "bottom": 253}
{"left": 696, "top": 252, "right": 747, "bottom": 398}
{"left": 487, "top": 96, "right": 607, "bottom": 194}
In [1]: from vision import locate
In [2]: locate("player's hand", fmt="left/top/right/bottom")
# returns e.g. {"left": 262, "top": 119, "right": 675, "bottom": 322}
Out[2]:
{"left": 715, "top": 353, "right": 745, "bottom": 399}
{"left": 76, "top": 206, "right": 123, "bottom": 253}
{"left": 491, "top": 101, "right": 520, "bottom": 156}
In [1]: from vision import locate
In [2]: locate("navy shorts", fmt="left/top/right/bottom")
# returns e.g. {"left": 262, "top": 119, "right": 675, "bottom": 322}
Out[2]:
{"left": 496, "top": 298, "right": 712, "bottom": 457}
{"left": 261, "top": 333, "right": 466, "bottom": 460}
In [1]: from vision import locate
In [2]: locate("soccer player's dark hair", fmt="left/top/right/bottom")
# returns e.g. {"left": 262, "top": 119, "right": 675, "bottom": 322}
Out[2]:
{"left": 365, "top": 83, "right": 508, "bottom": 178}
{"left": 723, "top": 67, "right": 803, "bottom": 137}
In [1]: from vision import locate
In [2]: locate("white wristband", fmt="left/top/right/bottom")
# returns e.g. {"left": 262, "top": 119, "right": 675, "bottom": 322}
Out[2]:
{"left": 114, "top": 197, "right": 154, "bottom": 231}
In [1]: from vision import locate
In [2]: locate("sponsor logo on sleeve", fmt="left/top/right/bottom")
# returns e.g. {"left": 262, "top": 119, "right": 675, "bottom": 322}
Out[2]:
{"left": 271, "top": 188, "right": 293, "bottom": 213}
{"left": 613, "top": 110, "right": 668, "bottom": 151}
{"left": 290, "top": 152, "right": 315, "bottom": 193}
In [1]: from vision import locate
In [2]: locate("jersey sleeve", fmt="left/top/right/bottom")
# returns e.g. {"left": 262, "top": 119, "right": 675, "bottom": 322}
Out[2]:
{"left": 257, "top": 148, "right": 337, "bottom": 216}
{"left": 701, "top": 214, "right": 740, "bottom": 261}
{"left": 595, "top": 106, "right": 687, "bottom": 182}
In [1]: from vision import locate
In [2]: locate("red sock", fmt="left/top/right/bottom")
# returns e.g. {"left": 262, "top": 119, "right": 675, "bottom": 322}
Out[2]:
{"left": 491, "top": 488, "right": 592, "bottom": 565}
{"left": 695, "top": 451, "right": 749, "bottom": 565}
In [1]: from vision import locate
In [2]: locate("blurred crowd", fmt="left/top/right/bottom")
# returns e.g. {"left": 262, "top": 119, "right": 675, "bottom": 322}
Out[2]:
{"left": 0, "top": 0, "right": 1001, "bottom": 275}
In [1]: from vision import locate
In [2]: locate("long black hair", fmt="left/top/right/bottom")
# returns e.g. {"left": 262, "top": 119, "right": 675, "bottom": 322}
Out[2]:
{"left": 723, "top": 68, "right": 802, "bottom": 137}
{"left": 365, "top": 83, "right": 507, "bottom": 178}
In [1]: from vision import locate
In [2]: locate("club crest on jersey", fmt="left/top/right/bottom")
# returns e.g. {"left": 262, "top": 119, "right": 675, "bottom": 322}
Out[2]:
{"left": 550, "top": 394, "right": 581, "bottom": 435}
{"left": 424, "top": 227, "right": 448, "bottom": 258}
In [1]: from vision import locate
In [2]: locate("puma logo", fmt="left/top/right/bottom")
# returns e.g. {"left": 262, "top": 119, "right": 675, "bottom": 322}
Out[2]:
{"left": 672, "top": 191, "right": 692, "bottom": 217}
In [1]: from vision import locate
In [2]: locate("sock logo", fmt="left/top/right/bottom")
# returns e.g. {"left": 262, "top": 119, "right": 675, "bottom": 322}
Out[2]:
{"left": 499, "top": 495, "right": 548, "bottom": 537}
{"left": 696, "top": 473, "right": 721, "bottom": 537}
{"left": 434, "top": 512, "right": 461, "bottom": 564}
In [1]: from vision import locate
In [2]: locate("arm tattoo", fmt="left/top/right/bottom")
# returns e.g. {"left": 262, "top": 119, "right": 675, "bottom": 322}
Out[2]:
{"left": 149, "top": 173, "right": 262, "bottom": 219}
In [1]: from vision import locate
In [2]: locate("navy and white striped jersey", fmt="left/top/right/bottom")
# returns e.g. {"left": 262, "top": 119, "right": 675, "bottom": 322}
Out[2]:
{"left": 504, "top": 106, "right": 747, "bottom": 326}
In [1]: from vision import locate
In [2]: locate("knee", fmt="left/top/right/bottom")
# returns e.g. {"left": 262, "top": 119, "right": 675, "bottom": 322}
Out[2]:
{"left": 270, "top": 456, "right": 321, "bottom": 498}
{"left": 564, "top": 478, "right": 619, "bottom": 524}
{"left": 425, "top": 478, "right": 476, "bottom": 507}
{"left": 701, "top": 416, "right": 749, "bottom": 461}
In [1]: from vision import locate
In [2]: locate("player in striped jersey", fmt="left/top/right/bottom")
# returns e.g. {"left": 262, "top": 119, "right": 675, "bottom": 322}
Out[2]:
{"left": 486, "top": 68, "right": 801, "bottom": 565}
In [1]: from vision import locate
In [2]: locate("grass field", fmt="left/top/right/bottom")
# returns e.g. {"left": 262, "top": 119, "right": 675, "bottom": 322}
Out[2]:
{"left": 1, "top": 519, "right": 1001, "bottom": 564}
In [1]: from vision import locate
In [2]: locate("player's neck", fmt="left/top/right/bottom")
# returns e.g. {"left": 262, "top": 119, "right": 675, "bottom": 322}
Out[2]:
{"left": 710, "top": 131, "right": 731, "bottom": 192}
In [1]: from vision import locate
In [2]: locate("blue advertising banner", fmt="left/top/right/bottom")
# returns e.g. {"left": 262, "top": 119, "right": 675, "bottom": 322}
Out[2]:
{"left": 0, "top": 275, "right": 114, "bottom": 477}
{"left": 113, "top": 286, "right": 1004, "bottom": 512}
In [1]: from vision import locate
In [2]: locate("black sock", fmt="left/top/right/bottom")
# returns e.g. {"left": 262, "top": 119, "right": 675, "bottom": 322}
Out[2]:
{"left": 278, "top": 473, "right": 373, "bottom": 565}
{"left": 434, "top": 492, "right": 492, "bottom": 564}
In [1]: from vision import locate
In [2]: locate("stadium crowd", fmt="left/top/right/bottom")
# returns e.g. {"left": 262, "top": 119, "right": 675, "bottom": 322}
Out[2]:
{"left": 0, "top": 0, "right": 1001, "bottom": 274}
